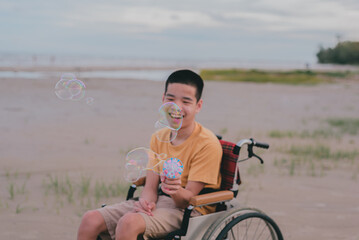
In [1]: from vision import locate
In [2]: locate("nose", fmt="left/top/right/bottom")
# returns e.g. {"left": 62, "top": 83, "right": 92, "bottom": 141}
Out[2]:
{"left": 171, "top": 101, "right": 183, "bottom": 113}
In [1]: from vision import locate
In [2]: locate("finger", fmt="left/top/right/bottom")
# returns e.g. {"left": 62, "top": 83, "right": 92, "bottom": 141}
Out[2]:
{"left": 162, "top": 182, "right": 181, "bottom": 190}
{"left": 134, "top": 207, "right": 153, "bottom": 216}
{"left": 161, "top": 185, "right": 169, "bottom": 193}
{"left": 138, "top": 198, "right": 150, "bottom": 211}
{"left": 165, "top": 180, "right": 181, "bottom": 186}
{"left": 160, "top": 174, "right": 165, "bottom": 183}
{"left": 133, "top": 202, "right": 147, "bottom": 213}
{"left": 163, "top": 177, "right": 181, "bottom": 184}
{"left": 161, "top": 183, "right": 180, "bottom": 193}
{"left": 133, "top": 202, "right": 141, "bottom": 210}
{"left": 164, "top": 189, "right": 177, "bottom": 195}
{"left": 148, "top": 202, "right": 156, "bottom": 211}
{"left": 161, "top": 186, "right": 177, "bottom": 195}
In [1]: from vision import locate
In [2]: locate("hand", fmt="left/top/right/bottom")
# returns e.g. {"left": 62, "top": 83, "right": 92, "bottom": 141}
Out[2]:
{"left": 160, "top": 174, "right": 182, "bottom": 195}
{"left": 133, "top": 198, "right": 156, "bottom": 216}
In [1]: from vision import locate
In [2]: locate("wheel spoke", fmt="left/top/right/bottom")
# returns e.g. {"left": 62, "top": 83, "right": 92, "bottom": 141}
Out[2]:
{"left": 251, "top": 218, "right": 262, "bottom": 239}
{"left": 256, "top": 220, "right": 268, "bottom": 239}
{"left": 204, "top": 210, "right": 282, "bottom": 240}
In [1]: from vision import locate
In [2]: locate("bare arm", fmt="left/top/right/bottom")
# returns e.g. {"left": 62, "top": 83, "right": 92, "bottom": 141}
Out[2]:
{"left": 161, "top": 178, "right": 205, "bottom": 209}
{"left": 140, "top": 170, "right": 159, "bottom": 202}
{"left": 134, "top": 171, "right": 160, "bottom": 216}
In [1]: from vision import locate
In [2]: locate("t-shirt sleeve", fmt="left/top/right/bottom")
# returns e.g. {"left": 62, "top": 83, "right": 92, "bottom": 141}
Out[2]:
{"left": 150, "top": 134, "right": 158, "bottom": 153}
{"left": 187, "top": 142, "right": 222, "bottom": 185}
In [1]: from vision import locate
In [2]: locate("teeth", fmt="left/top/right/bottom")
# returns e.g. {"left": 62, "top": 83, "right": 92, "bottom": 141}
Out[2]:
{"left": 169, "top": 112, "right": 182, "bottom": 119}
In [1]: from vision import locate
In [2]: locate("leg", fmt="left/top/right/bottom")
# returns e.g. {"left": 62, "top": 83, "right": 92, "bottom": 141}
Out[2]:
{"left": 78, "top": 210, "right": 108, "bottom": 240}
{"left": 115, "top": 212, "right": 146, "bottom": 240}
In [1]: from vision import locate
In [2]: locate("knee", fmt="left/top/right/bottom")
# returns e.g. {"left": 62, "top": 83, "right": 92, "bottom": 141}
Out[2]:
{"left": 116, "top": 213, "right": 145, "bottom": 235}
{"left": 117, "top": 213, "right": 139, "bottom": 229}
{"left": 80, "top": 210, "right": 105, "bottom": 232}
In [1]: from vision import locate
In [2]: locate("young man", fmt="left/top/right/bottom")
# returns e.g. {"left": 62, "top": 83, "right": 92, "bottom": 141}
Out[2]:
{"left": 77, "top": 69, "right": 222, "bottom": 240}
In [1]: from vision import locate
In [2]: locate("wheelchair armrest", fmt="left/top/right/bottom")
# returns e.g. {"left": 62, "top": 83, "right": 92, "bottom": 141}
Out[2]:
{"left": 189, "top": 190, "right": 234, "bottom": 207}
{"left": 166, "top": 191, "right": 234, "bottom": 239}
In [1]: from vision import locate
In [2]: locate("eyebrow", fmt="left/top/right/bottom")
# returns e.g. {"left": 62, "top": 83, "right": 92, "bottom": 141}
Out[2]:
{"left": 165, "top": 93, "right": 194, "bottom": 102}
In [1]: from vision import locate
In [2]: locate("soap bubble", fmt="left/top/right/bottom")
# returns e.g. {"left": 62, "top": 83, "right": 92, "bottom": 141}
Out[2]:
{"left": 124, "top": 148, "right": 163, "bottom": 182}
{"left": 55, "top": 73, "right": 86, "bottom": 101}
{"left": 61, "top": 73, "right": 76, "bottom": 81}
{"left": 155, "top": 102, "right": 183, "bottom": 142}
{"left": 124, "top": 148, "right": 183, "bottom": 182}
{"left": 86, "top": 97, "right": 94, "bottom": 106}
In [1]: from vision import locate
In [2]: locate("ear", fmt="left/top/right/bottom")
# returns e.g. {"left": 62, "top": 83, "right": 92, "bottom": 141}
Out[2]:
{"left": 162, "top": 93, "right": 165, "bottom": 103}
{"left": 195, "top": 99, "right": 203, "bottom": 113}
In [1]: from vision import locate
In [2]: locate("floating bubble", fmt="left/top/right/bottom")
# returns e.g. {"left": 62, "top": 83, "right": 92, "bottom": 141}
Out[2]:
{"left": 124, "top": 148, "right": 159, "bottom": 182}
{"left": 155, "top": 102, "right": 183, "bottom": 142}
{"left": 124, "top": 148, "right": 183, "bottom": 182}
{"left": 54, "top": 79, "right": 73, "bottom": 100}
{"left": 86, "top": 97, "right": 94, "bottom": 106}
{"left": 61, "top": 73, "right": 76, "bottom": 81}
{"left": 54, "top": 73, "right": 86, "bottom": 101}
{"left": 125, "top": 162, "right": 143, "bottom": 182}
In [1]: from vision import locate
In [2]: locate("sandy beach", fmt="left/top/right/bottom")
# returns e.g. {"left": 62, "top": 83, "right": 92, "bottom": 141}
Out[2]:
{"left": 1, "top": 68, "right": 359, "bottom": 240}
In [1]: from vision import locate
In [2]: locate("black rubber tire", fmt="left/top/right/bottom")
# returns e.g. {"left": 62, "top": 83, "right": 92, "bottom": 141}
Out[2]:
{"left": 215, "top": 212, "right": 283, "bottom": 240}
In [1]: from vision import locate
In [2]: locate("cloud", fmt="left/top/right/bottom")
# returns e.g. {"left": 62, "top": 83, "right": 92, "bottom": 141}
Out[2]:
{"left": 60, "top": 5, "right": 221, "bottom": 32}
{"left": 220, "top": 0, "right": 359, "bottom": 39}
{"left": 1, "top": 0, "right": 359, "bottom": 60}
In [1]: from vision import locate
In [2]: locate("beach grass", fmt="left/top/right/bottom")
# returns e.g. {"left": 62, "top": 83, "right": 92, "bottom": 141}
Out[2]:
{"left": 269, "top": 119, "right": 359, "bottom": 177}
{"left": 43, "top": 174, "right": 129, "bottom": 208}
{"left": 273, "top": 144, "right": 359, "bottom": 176}
{"left": 327, "top": 118, "right": 359, "bottom": 135}
{"left": 200, "top": 69, "right": 355, "bottom": 85}
{"left": 268, "top": 129, "right": 339, "bottom": 139}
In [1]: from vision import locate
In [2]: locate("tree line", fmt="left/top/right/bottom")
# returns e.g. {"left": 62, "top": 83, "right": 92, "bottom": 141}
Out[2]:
{"left": 317, "top": 41, "right": 359, "bottom": 65}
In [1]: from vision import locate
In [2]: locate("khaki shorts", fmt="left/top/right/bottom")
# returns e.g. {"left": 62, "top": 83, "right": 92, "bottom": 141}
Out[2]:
{"left": 97, "top": 195, "right": 201, "bottom": 240}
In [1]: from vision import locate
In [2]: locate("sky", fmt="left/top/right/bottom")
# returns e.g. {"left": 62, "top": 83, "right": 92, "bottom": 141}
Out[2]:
{"left": 1, "top": 0, "right": 359, "bottom": 62}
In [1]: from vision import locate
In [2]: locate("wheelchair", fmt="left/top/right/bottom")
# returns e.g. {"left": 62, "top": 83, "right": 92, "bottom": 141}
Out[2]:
{"left": 99, "top": 137, "right": 283, "bottom": 240}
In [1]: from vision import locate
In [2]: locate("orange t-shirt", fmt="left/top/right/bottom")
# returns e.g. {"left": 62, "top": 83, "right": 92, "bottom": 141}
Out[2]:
{"left": 150, "top": 122, "right": 222, "bottom": 214}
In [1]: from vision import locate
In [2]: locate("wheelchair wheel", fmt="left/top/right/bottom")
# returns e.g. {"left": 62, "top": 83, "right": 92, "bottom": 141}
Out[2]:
{"left": 203, "top": 208, "right": 283, "bottom": 240}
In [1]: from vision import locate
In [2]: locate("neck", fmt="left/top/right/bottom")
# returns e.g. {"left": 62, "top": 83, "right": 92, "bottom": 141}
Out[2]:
{"left": 171, "top": 121, "right": 196, "bottom": 146}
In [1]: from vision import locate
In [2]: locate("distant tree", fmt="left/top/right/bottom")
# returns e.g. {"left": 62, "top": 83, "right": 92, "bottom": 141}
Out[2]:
{"left": 316, "top": 41, "right": 359, "bottom": 65}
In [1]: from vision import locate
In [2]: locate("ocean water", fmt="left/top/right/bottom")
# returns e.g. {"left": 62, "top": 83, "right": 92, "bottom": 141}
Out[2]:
{"left": 0, "top": 70, "right": 175, "bottom": 81}
{"left": 1, "top": 54, "right": 358, "bottom": 81}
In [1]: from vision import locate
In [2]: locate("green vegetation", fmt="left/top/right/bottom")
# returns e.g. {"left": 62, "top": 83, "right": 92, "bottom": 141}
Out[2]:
{"left": 247, "top": 162, "right": 265, "bottom": 176}
{"left": 268, "top": 129, "right": 339, "bottom": 139}
{"left": 327, "top": 118, "right": 359, "bottom": 135}
{"left": 93, "top": 180, "right": 129, "bottom": 203}
{"left": 317, "top": 41, "right": 359, "bottom": 65}
{"left": 288, "top": 145, "right": 358, "bottom": 162}
{"left": 274, "top": 144, "right": 358, "bottom": 177}
{"left": 1, "top": 170, "right": 130, "bottom": 215}
{"left": 15, "top": 204, "right": 24, "bottom": 214}
{"left": 268, "top": 118, "right": 359, "bottom": 140}
{"left": 43, "top": 174, "right": 130, "bottom": 207}
{"left": 269, "top": 118, "right": 359, "bottom": 177}
{"left": 200, "top": 69, "right": 353, "bottom": 85}
{"left": 8, "top": 182, "right": 15, "bottom": 200}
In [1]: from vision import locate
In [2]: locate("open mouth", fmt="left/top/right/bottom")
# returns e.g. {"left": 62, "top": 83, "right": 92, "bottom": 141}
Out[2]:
{"left": 169, "top": 111, "right": 182, "bottom": 119}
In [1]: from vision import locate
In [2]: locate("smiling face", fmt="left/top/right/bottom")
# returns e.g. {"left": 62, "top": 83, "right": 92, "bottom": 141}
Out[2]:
{"left": 158, "top": 102, "right": 183, "bottom": 130}
{"left": 167, "top": 104, "right": 182, "bottom": 129}
{"left": 162, "top": 83, "right": 202, "bottom": 130}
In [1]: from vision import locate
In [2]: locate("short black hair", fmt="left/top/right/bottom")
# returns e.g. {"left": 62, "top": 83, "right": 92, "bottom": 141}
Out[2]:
{"left": 165, "top": 69, "right": 204, "bottom": 102}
